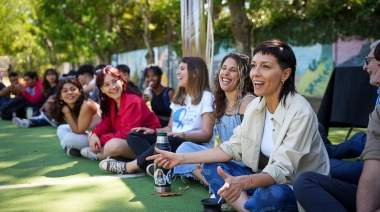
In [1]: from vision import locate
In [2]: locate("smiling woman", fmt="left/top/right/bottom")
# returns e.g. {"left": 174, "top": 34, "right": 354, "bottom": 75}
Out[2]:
{"left": 146, "top": 40, "right": 329, "bottom": 212}
{"left": 50, "top": 77, "right": 101, "bottom": 158}
{"left": 83, "top": 65, "right": 161, "bottom": 161}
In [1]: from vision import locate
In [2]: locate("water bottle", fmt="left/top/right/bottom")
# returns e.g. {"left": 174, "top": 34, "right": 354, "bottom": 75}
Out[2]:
{"left": 26, "top": 107, "right": 33, "bottom": 119}
{"left": 154, "top": 131, "right": 171, "bottom": 193}
{"left": 144, "top": 82, "right": 153, "bottom": 101}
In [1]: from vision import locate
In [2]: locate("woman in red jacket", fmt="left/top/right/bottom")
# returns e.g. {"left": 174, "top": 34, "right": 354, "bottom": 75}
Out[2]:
{"left": 81, "top": 65, "right": 161, "bottom": 161}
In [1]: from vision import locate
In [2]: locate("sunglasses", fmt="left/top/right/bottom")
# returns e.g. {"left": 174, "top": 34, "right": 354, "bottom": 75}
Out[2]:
{"left": 95, "top": 65, "right": 113, "bottom": 74}
{"left": 228, "top": 52, "right": 250, "bottom": 62}
{"left": 365, "top": 56, "right": 375, "bottom": 65}
{"left": 58, "top": 75, "right": 76, "bottom": 81}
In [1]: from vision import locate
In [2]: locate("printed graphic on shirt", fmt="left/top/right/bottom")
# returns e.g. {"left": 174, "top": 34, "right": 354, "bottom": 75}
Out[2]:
{"left": 172, "top": 106, "right": 198, "bottom": 130}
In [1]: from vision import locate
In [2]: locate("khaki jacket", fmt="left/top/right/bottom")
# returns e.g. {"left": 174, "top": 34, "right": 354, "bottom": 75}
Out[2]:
{"left": 221, "top": 93, "right": 330, "bottom": 185}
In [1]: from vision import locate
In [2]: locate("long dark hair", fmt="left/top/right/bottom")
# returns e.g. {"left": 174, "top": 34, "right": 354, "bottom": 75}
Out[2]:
{"left": 42, "top": 68, "right": 58, "bottom": 97}
{"left": 212, "top": 53, "right": 253, "bottom": 122}
{"left": 171, "top": 57, "right": 210, "bottom": 106}
{"left": 95, "top": 65, "right": 138, "bottom": 118}
{"left": 51, "top": 77, "right": 88, "bottom": 124}
{"left": 253, "top": 39, "right": 297, "bottom": 106}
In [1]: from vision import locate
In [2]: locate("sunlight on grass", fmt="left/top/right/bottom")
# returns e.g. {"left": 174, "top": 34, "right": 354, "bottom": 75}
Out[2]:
{"left": 1, "top": 179, "right": 145, "bottom": 211}
{"left": 328, "top": 127, "right": 366, "bottom": 145}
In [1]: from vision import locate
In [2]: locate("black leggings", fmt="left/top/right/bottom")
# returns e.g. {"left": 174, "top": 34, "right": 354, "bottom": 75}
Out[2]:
{"left": 126, "top": 132, "right": 185, "bottom": 170}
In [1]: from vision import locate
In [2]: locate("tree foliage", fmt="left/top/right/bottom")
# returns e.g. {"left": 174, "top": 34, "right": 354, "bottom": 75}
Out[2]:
{"left": 0, "top": 0, "right": 379, "bottom": 74}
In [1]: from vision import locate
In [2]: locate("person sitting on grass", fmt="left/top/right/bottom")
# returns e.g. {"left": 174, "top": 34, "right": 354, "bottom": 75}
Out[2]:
{"left": 98, "top": 57, "right": 214, "bottom": 175}
{"left": 50, "top": 76, "right": 101, "bottom": 157}
{"left": 147, "top": 40, "right": 330, "bottom": 212}
{"left": 293, "top": 39, "right": 380, "bottom": 212}
{"left": 142, "top": 65, "right": 175, "bottom": 127}
{"left": 116, "top": 64, "right": 142, "bottom": 96}
{"left": 172, "top": 52, "right": 255, "bottom": 191}
{"left": 12, "top": 68, "right": 59, "bottom": 128}
{"left": 81, "top": 65, "right": 161, "bottom": 161}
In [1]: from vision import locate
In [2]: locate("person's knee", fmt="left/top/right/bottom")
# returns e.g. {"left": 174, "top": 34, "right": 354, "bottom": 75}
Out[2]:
{"left": 175, "top": 142, "right": 196, "bottom": 153}
{"left": 294, "top": 171, "right": 316, "bottom": 191}
{"left": 246, "top": 186, "right": 297, "bottom": 211}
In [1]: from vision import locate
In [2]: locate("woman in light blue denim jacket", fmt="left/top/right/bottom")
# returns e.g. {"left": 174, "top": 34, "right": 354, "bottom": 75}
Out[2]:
{"left": 173, "top": 52, "right": 255, "bottom": 187}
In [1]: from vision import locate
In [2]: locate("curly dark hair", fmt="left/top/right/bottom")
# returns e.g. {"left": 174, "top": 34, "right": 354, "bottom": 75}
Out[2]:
{"left": 212, "top": 53, "right": 254, "bottom": 122}
{"left": 95, "top": 65, "right": 138, "bottom": 118}
{"left": 50, "top": 77, "right": 88, "bottom": 124}
{"left": 42, "top": 68, "right": 58, "bottom": 97}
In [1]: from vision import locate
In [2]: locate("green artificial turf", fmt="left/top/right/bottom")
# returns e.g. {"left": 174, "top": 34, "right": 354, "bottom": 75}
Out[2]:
{"left": 0, "top": 119, "right": 367, "bottom": 211}
{"left": 0, "top": 120, "right": 209, "bottom": 212}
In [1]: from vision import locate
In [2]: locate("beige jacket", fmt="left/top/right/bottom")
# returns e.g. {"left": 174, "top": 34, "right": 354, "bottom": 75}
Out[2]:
{"left": 221, "top": 93, "right": 330, "bottom": 185}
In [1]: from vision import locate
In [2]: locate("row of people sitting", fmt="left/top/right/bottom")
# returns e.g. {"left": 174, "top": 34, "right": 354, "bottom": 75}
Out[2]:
{"left": 2, "top": 39, "right": 378, "bottom": 211}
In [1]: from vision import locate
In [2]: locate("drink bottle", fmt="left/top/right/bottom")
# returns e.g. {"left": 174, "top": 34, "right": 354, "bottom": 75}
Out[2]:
{"left": 144, "top": 82, "right": 153, "bottom": 101}
{"left": 26, "top": 107, "right": 33, "bottom": 119}
{"left": 154, "top": 131, "right": 171, "bottom": 193}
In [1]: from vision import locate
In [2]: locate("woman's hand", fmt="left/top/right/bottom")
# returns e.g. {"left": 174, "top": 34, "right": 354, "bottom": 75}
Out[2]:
{"left": 61, "top": 105, "right": 70, "bottom": 114}
{"left": 146, "top": 148, "right": 180, "bottom": 169}
{"left": 131, "top": 127, "right": 155, "bottom": 135}
{"left": 88, "top": 134, "right": 101, "bottom": 153}
{"left": 217, "top": 166, "right": 246, "bottom": 203}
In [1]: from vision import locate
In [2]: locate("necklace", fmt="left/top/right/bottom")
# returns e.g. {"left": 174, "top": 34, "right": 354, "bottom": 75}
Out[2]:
{"left": 226, "top": 101, "right": 236, "bottom": 113}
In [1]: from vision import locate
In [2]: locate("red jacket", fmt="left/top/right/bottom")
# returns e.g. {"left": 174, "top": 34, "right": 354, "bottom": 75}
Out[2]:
{"left": 21, "top": 79, "right": 43, "bottom": 104}
{"left": 92, "top": 92, "right": 161, "bottom": 146}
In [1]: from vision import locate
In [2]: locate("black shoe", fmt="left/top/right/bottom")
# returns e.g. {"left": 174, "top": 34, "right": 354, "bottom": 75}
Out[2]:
{"left": 67, "top": 148, "right": 82, "bottom": 157}
{"left": 318, "top": 123, "right": 331, "bottom": 145}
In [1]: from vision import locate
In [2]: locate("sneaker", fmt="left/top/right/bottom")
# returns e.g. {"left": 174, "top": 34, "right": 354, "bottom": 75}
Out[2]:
{"left": 12, "top": 117, "right": 30, "bottom": 128}
{"left": 67, "top": 148, "right": 82, "bottom": 157}
{"left": 80, "top": 147, "right": 98, "bottom": 160}
{"left": 146, "top": 163, "right": 155, "bottom": 177}
{"left": 99, "top": 158, "right": 127, "bottom": 175}
{"left": 12, "top": 117, "right": 22, "bottom": 127}
{"left": 41, "top": 111, "right": 58, "bottom": 127}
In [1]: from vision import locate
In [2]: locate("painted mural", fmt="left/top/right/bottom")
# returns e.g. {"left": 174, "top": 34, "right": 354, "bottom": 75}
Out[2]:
{"left": 112, "top": 38, "right": 374, "bottom": 98}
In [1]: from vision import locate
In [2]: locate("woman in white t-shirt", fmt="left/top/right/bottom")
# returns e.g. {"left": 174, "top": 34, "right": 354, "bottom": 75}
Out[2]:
{"left": 98, "top": 57, "right": 214, "bottom": 175}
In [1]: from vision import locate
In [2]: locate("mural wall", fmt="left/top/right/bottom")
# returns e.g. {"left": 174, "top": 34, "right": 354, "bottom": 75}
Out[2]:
{"left": 112, "top": 38, "right": 374, "bottom": 98}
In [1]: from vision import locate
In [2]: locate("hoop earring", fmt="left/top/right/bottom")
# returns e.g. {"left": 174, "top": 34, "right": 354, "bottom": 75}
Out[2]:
{"left": 101, "top": 96, "right": 105, "bottom": 101}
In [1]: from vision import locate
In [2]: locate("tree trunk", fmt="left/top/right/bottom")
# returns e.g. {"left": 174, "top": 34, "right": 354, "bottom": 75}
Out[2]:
{"left": 228, "top": 0, "right": 253, "bottom": 57}
{"left": 136, "top": 1, "right": 155, "bottom": 65}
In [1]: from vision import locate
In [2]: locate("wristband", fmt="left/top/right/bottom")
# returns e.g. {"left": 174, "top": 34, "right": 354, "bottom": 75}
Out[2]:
{"left": 180, "top": 132, "right": 186, "bottom": 139}
{"left": 153, "top": 128, "right": 157, "bottom": 136}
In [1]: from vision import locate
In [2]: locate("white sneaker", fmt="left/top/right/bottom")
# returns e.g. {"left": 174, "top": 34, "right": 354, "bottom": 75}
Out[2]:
{"left": 20, "top": 119, "right": 31, "bottom": 128}
{"left": 80, "top": 147, "right": 98, "bottom": 160}
{"left": 12, "top": 117, "right": 22, "bottom": 127}
{"left": 99, "top": 158, "right": 128, "bottom": 175}
{"left": 12, "top": 117, "right": 30, "bottom": 128}
{"left": 146, "top": 163, "right": 155, "bottom": 177}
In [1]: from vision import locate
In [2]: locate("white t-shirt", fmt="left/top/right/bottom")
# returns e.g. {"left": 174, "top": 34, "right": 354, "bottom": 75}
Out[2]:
{"left": 261, "top": 108, "right": 275, "bottom": 157}
{"left": 170, "top": 91, "right": 214, "bottom": 146}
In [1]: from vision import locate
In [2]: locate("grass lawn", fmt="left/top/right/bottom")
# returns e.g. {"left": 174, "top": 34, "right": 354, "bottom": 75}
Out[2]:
{"left": 0, "top": 119, "right": 366, "bottom": 211}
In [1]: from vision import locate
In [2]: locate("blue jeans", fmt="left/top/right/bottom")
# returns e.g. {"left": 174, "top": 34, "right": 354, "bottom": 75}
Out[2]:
{"left": 325, "top": 132, "right": 366, "bottom": 159}
{"left": 29, "top": 118, "right": 49, "bottom": 127}
{"left": 294, "top": 171, "right": 357, "bottom": 212}
{"left": 330, "top": 158, "right": 363, "bottom": 184}
{"left": 202, "top": 161, "right": 298, "bottom": 212}
{"left": 173, "top": 142, "right": 210, "bottom": 178}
